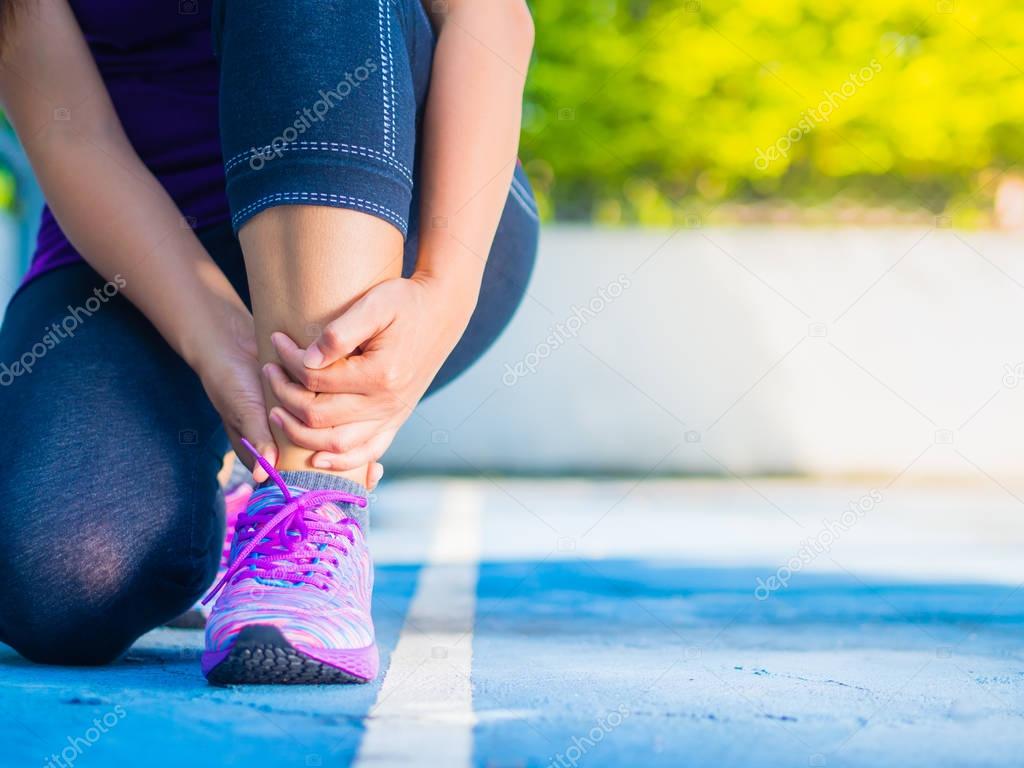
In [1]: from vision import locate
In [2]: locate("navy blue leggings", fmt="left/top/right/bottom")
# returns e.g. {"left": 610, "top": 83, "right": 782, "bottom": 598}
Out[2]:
{"left": 0, "top": 0, "right": 537, "bottom": 665}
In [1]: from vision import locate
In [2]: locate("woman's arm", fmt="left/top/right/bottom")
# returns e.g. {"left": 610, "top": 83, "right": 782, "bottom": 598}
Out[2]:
{"left": 412, "top": 0, "right": 534, "bottom": 303}
{"left": 265, "top": 0, "right": 534, "bottom": 469}
{"left": 0, "top": 0, "right": 247, "bottom": 369}
{"left": 0, "top": 0, "right": 276, "bottom": 473}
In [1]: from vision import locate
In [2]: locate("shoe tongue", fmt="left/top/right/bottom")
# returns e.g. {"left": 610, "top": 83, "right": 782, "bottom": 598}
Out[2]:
{"left": 247, "top": 484, "right": 348, "bottom": 525}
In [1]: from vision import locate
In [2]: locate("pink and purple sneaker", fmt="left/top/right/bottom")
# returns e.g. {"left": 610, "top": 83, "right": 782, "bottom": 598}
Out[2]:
{"left": 201, "top": 440, "right": 377, "bottom": 685}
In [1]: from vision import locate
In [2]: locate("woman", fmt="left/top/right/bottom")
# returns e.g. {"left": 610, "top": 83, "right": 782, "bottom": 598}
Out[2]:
{"left": 0, "top": 0, "right": 537, "bottom": 684}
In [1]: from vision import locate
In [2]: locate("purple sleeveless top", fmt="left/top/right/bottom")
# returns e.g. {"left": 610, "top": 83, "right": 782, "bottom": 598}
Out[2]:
{"left": 22, "top": 0, "right": 228, "bottom": 287}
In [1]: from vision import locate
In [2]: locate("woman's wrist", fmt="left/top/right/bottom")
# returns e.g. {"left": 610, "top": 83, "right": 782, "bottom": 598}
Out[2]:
{"left": 411, "top": 268, "right": 481, "bottom": 346}
{"left": 180, "top": 296, "right": 255, "bottom": 382}
{"left": 412, "top": 255, "right": 483, "bottom": 323}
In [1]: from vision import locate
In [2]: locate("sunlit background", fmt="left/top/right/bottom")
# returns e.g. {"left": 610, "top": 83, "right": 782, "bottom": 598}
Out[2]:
{"left": 521, "top": 0, "right": 1024, "bottom": 227}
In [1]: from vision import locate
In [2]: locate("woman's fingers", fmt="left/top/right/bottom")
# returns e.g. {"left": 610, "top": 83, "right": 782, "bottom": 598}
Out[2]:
{"left": 269, "top": 405, "right": 385, "bottom": 458}
{"left": 367, "top": 462, "right": 384, "bottom": 491}
{"left": 226, "top": 382, "right": 278, "bottom": 483}
{"left": 271, "top": 331, "right": 371, "bottom": 394}
{"left": 228, "top": 425, "right": 276, "bottom": 483}
{"left": 263, "top": 362, "right": 372, "bottom": 426}
{"left": 311, "top": 429, "right": 397, "bottom": 473}
{"left": 303, "top": 289, "right": 394, "bottom": 370}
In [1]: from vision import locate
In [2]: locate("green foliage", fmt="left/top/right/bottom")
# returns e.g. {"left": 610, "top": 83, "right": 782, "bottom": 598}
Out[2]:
{"left": 0, "top": 168, "right": 14, "bottom": 212}
{"left": 522, "top": 0, "right": 1024, "bottom": 223}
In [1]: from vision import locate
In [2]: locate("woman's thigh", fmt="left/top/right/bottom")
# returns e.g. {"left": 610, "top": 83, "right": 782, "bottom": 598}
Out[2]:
{"left": 0, "top": 226, "right": 242, "bottom": 663}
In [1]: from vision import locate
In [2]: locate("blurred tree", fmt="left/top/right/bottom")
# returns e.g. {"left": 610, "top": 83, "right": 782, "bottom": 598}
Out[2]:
{"left": 2, "top": 2, "right": 1022, "bottom": 226}
{"left": 522, "top": 0, "right": 1024, "bottom": 224}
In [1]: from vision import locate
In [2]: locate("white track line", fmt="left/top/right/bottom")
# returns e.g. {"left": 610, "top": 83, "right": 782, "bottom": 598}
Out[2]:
{"left": 354, "top": 482, "right": 482, "bottom": 767}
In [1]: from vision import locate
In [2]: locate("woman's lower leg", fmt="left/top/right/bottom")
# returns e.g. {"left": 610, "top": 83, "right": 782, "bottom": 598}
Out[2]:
{"left": 238, "top": 204, "right": 403, "bottom": 485}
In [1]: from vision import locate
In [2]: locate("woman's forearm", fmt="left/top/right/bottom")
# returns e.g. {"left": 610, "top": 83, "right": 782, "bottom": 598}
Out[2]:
{"left": 414, "top": 0, "right": 534, "bottom": 315}
{"left": 23, "top": 124, "right": 251, "bottom": 372}
{"left": 24, "top": 125, "right": 251, "bottom": 370}
{"left": 0, "top": 0, "right": 249, "bottom": 374}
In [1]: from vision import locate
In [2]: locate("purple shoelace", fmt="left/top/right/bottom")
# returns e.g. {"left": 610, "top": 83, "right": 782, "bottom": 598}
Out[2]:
{"left": 202, "top": 438, "right": 368, "bottom": 605}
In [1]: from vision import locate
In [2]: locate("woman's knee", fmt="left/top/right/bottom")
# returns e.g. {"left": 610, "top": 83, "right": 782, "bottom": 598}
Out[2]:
{"left": 0, "top": 552, "right": 210, "bottom": 666}
{"left": 215, "top": 0, "right": 419, "bottom": 236}
{"left": 4, "top": 597, "right": 142, "bottom": 666}
{"left": 0, "top": 486, "right": 221, "bottom": 666}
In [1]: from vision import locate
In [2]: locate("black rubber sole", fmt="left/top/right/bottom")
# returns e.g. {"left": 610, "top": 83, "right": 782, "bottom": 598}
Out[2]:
{"left": 205, "top": 625, "right": 369, "bottom": 686}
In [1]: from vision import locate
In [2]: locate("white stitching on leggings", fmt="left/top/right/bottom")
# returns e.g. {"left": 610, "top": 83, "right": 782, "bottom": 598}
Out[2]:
{"left": 224, "top": 142, "right": 413, "bottom": 183}
{"left": 385, "top": 0, "right": 396, "bottom": 158}
{"left": 508, "top": 183, "right": 540, "bottom": 221}
{"left": 224, "top": 142, "right": 412, "bottom": 177}
{"left": 232, "top": 192, "right": 408, "bottom": 231}
{"left": 378, "top": 0, "right": 392, "bottom": 157}
{"left": 511, "top": 174, "right": 532, "bottom": 198}
{"left": 510, "top": 177, "right": 538, "bottom": 214}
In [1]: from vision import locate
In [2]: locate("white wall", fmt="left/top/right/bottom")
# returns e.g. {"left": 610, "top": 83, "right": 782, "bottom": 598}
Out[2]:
{"left": 389, "top": 225, "right": 1024, "bottom": 480}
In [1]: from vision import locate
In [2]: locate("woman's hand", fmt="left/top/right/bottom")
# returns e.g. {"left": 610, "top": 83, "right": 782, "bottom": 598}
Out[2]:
{"left": 195, "top": 312, "right": 279, "bottom": 483}
{"left": 263, "top": 273, "right": 477, "bottom": 471}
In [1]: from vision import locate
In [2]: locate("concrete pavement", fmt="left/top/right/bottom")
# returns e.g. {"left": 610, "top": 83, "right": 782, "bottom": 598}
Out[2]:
{"left": 4, "top": 477, "right": 1023, "bottom": 767}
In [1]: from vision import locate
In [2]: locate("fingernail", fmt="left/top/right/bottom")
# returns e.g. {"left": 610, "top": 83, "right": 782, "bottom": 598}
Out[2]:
{"left": 313, "top": 458, "right": 331, "bottom": 469}
{"left": 269, "top": 410, "right": 283, "bottom": 427}
{"left": 303, "top": 345, "right": 325, "bottom": 369}
{"left": 262, "top": 363, "right": 274, "bottom": 376}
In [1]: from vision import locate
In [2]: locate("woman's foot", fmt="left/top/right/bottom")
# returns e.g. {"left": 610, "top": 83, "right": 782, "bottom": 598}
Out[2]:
{"left": 201, "top": 442, "right": 376, "bottom": 685}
